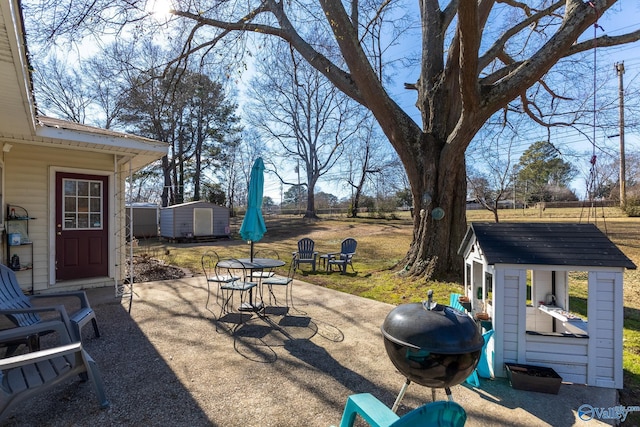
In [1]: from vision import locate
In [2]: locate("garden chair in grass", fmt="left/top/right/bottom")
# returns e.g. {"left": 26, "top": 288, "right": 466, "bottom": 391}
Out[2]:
{"left": 327, "top": 238, "right": 357, "bottom": 274}
{"left": 0, "top": 320, "right": 109, "bottom": 421}
{"left": 0, "top": 264, "right": 99, "bottom": 350}
{"left": 335, "top": 393, "right": 466, "bottom": 427}
{"left": 293, "top": 238, "right": 318, "bottom": 271}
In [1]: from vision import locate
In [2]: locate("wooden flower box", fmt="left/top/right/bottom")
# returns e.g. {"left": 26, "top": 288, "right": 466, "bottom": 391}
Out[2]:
{"left": 505, "top": 363, "right": 562, "bottom": 394}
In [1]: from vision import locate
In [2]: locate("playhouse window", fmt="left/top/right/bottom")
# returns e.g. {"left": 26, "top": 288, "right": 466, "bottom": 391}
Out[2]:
{"left": 484, "top": 272, "right": 493, "bottom": 303}
{"left": 525, "top": 269, "right": 588, "bottom": 336}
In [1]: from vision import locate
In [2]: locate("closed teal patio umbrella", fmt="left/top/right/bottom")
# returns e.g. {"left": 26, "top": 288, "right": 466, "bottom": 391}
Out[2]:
{"left": 240, "top": 157, "right": 267, "bottom": 260}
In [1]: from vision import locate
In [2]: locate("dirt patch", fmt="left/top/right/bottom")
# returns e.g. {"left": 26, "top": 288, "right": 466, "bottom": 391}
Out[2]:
{"left": 125, "top": 255, "right": 187, "bottom": 283}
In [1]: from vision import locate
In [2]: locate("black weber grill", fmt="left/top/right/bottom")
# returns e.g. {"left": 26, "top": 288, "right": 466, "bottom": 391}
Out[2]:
{"left": 381, "top": 291, "right": 483, "bottom": 410}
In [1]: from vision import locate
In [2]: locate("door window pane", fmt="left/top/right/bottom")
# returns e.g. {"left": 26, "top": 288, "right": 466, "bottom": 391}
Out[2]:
{"left": 64, "top": 180, "right": 76, "bottom": 196}
{"left": 62, "top": 178, "right": 103, "bottom": 230}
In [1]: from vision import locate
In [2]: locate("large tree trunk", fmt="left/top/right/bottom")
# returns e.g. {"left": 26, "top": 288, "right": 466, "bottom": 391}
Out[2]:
{"left": 168, "top": 0, "right": 636, "bottom": 281}
{"left": 161, "top": 155, "right": 171, "bottom": 207}
{"left": 400, "top": 133, "right": 468, "bottom": 280}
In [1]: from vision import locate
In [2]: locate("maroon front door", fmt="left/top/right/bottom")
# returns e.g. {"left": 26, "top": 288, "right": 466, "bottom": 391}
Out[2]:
{"left": 55, "top": 172, "right": 109, "bottom": 280}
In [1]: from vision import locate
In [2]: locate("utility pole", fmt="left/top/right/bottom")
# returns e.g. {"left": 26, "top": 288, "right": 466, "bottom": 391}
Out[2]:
{"left": 616, "top": 62, "right": 626, "bottom": 207}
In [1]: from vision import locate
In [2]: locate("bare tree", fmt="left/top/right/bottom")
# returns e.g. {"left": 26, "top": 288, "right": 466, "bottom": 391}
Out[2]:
{"left": 25, "top": 0, "right": 640, "bottom": 279}
{"left": 115, "top": 42, "right": 241, "bottom": 206}
{"left": 247, "top": 41, "right": 359, "bottom": 218}
{"left": 343, "top": 116, "right": 399, "bottom": 217}
{"left": 466, "top": 125, "right": 520, "bottom": 222}
{"left": 80, "top": 42, "right": 139, "bottom": 129}
{"left": 589, "top": 149, "right": 640, "bottom": 200}
{"left": 32, "top": 55, "right": 92, "bottom": 123}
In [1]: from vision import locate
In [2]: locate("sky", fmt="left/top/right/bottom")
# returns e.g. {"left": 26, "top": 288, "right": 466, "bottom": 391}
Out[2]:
{"left": 251, "top": 2, "right": 640, "bottom": 203}
{"left": 24, "top": 1, "right": 640, "bottom": 204}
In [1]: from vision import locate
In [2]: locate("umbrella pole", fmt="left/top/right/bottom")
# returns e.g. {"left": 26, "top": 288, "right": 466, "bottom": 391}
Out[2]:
{"left": 250, "top": 241, "right": 254, "bottom": 262}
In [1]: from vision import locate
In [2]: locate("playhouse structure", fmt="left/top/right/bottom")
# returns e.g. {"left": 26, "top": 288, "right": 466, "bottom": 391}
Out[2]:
{"left": 458, "top": 222, "right": 636, "bottom": 389}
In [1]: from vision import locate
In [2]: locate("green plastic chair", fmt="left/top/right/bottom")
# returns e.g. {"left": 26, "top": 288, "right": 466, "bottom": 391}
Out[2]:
{"left": 336, "top": 393, "right": 466, "bottom": 427}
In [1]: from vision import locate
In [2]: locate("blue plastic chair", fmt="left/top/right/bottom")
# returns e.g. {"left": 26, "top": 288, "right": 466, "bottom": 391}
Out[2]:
{"left": 476, "top": 329, "right": 495, "bottom": 379}
{"left": 293, "top": 238, "right": 318, "bottom": 271}
{"left": 465, "top": 329, "right": 496, "bottom": 387}
{"left": 449, "top": 293, "right": 465, "bottom": 312}
{"left": 337, "top": 393, "right": 467, "bottom": 427}
{"left": 327, "top": 238, "right": 357, "bottom": 274}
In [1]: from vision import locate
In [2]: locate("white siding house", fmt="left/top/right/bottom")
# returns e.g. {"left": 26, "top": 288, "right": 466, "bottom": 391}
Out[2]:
{"left": 0, "top": 0, "right": 168, "bottom": 293}
{"left": 458, "top": 223, "right": 635, "bottom": 389}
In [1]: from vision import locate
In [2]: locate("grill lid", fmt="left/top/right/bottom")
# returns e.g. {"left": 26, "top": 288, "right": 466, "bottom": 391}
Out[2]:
{"left": 381, "top": 300, "right": 483, "bottom": 354}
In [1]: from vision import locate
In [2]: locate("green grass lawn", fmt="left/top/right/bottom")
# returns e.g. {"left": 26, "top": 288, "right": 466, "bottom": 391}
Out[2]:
{"left": 135, "top": 207, "right": 640, "bottom": 420}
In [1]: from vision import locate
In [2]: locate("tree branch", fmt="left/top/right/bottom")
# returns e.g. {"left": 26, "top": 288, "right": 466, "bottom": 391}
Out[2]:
{"left": 479, "top": 1, "right": 565, "bottom": 72}
{"left": 481, "top": 1, "right": 605, "bottom": 115}
{"left": 457, "top": 1, "right": 481, "bottom": 113}
{"left": 566, "top": 30, "right": 640, "bottom": 56}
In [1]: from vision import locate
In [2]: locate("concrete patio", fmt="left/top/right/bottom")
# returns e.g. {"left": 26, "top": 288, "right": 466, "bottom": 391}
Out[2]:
{"left": 3, "top": 276, "right": 619, "bottom": 426}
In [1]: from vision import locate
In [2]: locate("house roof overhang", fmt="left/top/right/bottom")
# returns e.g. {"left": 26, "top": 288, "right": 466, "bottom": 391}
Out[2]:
{"left": 0, "top": 0, "right": 37, "bottom": 136}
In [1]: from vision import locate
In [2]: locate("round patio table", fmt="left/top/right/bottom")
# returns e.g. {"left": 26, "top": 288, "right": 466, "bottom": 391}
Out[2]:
{"left": 216, "top": 258, "right": 285, "bottom": 311}
{"left": 218, "top": 258, "right": 285, "bottom": 270}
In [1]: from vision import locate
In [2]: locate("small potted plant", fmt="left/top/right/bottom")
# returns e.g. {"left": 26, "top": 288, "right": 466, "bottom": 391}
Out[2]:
{"left": 474, "top": 312, "right": 490, "bottom": 321}
{"left": 474, "top": 301, "right": 490, "bottom": 320}
{"left": 458, "top": 295, "right": 471, "bottom": 311}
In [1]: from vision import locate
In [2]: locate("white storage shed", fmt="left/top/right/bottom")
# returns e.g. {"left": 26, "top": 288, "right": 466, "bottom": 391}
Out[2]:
{"left": 160, "top": 201, "right": 230, "bottom": 240}
{"left": 126, "top": 204, "right": 159, "bottom": 238}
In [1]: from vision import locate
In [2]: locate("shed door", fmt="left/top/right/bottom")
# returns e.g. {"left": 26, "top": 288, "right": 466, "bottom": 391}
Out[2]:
{"left": 193, "top": 208, "right": 213, "bottom": 236}
{"left": 55, "top": 173, "right": 109, "bottom": 280}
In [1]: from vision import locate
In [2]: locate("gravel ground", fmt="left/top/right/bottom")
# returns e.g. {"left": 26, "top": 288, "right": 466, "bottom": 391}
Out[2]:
{"left": 0, "top": 276, "right": 618, "bottom": 426}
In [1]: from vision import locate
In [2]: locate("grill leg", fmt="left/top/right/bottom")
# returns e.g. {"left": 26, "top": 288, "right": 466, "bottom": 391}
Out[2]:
{"left": 391, "top": 378, "right": 411, "bottom": 413}
{"left": 445, "top": 387, "right": 453, "bottom": 401}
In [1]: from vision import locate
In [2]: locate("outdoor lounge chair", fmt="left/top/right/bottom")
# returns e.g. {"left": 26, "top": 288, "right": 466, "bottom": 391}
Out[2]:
{"left": 0, "top": 264, "right": 100, "bottom": 346}
{"left": 327, "top": 238, "right": 357, "bottom": 274}
{"left": 293, "top": 238, "right": 318, "bottom": 271}
{"left": 0, "top": 320, "right": 109, "bottom": 421}
{"left": 336, "top": 393, "right": 466, "bottom": 427}
{"left": 449, "top": 293, "right": 466, "bottom": 312}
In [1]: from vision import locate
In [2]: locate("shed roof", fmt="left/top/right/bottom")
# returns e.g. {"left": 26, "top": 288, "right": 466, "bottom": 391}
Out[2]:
{"left": 459, "top": 222, "right": 636, "bottom": 269}
{"left": 161, "top": 201, "right": 228, "bottom": 210}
